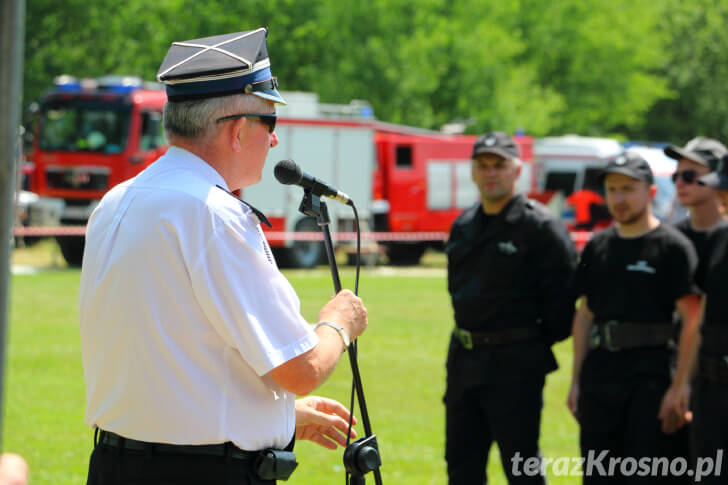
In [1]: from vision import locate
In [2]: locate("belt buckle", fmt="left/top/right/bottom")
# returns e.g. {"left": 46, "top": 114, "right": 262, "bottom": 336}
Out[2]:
{"left": 589, "top": 326, "right": 601, "bottom": 349}
{"left": 603, "top": 320, "right": 620, "bottom": 352}
{"left": 455, "top": 328, "right": 473, "bottom": 350}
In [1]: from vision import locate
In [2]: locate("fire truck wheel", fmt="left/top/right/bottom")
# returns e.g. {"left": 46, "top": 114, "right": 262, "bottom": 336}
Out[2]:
{"left": 56, "top": 236, "right": 85, "bottom": 267}
{"left": 276, "top": 217, "right": 326, "bottom": 269}
{"left": 385, "top": 243, "right": 426, "bottom": 266}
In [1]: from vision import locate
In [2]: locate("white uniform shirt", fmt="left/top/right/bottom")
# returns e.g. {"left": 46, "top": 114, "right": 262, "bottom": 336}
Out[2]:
{"left": 79, "top": 146, "right": 318, "bottom": 450}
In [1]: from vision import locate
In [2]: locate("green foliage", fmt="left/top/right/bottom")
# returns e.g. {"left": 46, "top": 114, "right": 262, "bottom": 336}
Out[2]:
{"left": 527, "top": 0, "right": 672, "bottom": 135}
{"left": 643, "top": 0, "right": 728, "bottom": 142}
{"left": 21, "top": 0, "right": 728, "bottom": 141}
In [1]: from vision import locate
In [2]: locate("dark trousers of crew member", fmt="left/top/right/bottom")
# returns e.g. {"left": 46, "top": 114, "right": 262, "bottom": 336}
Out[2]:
{"left": 690, "top": 375, "right": 728, "bottom": 485}
{"left": 445, "top": 339, "right": 548, "bottom": 485}
{"left": 579, "top": 374, "right": 688, "bottom": 485}
{"left": 87, "top": 431, "right": 276, "bottom": 485}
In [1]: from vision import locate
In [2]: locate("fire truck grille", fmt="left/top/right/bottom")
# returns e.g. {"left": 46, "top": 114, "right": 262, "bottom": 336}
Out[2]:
{"left": 46, "top": 166, "right": 109, "bottom": 191}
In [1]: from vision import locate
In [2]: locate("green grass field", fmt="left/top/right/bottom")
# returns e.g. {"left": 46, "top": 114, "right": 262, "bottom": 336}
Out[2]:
{"left": 3, "top": 243, "right": 581, "bottom": 484}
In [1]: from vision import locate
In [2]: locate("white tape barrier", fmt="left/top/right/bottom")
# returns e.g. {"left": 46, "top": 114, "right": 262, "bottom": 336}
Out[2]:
{"left": 13, "top": 226, "right": 87, "bottom": 236}
{"left": 12, "top": 226, "right": 594, "bottom": 245}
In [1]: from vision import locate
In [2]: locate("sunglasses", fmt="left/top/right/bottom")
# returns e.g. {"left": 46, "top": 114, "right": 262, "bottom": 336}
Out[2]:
{"left": 671, "top": 169, "right": 698, "bottom": 184}
{"left": 216, "top": 113, "right": 277, "bottom": 133}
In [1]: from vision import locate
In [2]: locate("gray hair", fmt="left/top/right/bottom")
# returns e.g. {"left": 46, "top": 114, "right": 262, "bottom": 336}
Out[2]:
{"left": 163, "top": 94, "right": 266, "bottom": 142}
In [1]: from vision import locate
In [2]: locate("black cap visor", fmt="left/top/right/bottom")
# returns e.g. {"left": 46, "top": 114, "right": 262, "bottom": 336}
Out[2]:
{"left": 472, "top": 147, "right": 513, "bottom": 159}
{"left": 600, "top": 167, "right": 653, "bottom": 184}
{"left": 664, "top": 145, "right": 710, "bottom": 166}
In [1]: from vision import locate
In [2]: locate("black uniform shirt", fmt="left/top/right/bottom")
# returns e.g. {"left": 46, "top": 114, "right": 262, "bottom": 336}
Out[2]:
{"left": 576, "top": 224, "right": 698, "bottom": 378}
{"left": 446, "top": 195, "right": 578, "bottom": 343}
{"left": 703, "top": 226, "right": 728, "bottom": 328}
{"left": 673, "top": 217, "right": 728, "bottom": 289}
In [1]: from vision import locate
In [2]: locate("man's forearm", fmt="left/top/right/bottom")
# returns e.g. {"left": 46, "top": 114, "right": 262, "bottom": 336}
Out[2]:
{"left": 571, "top": 301, "right": 593, "bottom": 385}
{"left": 269, "top": 326, "right": 347, "bottom": 396}
{"left": 673, "top": 325, "right": 700, "bottom": 387}
{"left": 673, "top": 295, "right": 704, "bottom": 387}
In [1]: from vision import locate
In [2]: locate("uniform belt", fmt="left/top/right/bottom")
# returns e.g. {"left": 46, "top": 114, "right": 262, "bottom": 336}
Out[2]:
{"left": 701, "top": 326, "right": 728, "bottom": 355}
{"left": 98, "top": 430, "right": 256, "bottom": 460}
{"left": 453, "top": 326, "right": 541, "bottom": 350}
{"left": 589, "top": 321, "right": 676, "bottom": 352}
{"left": 699, "top": 354, "right": 728, "bottom": 385}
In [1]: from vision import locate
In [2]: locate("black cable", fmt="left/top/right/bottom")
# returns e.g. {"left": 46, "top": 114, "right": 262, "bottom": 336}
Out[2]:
{"left": 352, "top": 203, "right": 361, "bottom": 296}
{"left": 345, "top": 203, "right": 361, "bottom": 484}
{"left": 342, "top": 202, "right": 381, "bottom": 485}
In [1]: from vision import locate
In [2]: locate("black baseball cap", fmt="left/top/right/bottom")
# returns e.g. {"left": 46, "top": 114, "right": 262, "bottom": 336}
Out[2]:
{"left": 600, "top": 152, "right": 654, "bottom": 184}
{"left": 471, "top": 131, "right": 519, "bottom": 159}
{"left": 664, "top": 137, "right": 727, "bottom": 170}
{"left": 699, "top": 154, "right": 728, "bottom": 190}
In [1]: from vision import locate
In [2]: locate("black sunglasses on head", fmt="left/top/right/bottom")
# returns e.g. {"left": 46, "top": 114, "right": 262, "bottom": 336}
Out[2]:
{"left": 216, "top": 113, "right": 277, "bottom": 133}
{"left": 671, "top": 169, "right": 698, "bottom": 184}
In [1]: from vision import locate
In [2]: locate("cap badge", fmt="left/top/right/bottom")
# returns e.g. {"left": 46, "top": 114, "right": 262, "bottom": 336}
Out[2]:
{"left": 485, "top": 135, "right": 497, "bottom": 147}
{"left": 615, "top": 156, "right": 627, "bottom": 166}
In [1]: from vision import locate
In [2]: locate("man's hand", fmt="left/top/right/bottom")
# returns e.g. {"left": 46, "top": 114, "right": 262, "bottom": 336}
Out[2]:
{"left": 318, "top": 290, "right": 367, "bottom": 341}
{"left": 567, "top": 383, "right": 580, "bottom": 420}
{"left": 295, "top": 396, "right": 358, "bottom": 450}
{"left": 658, "top": 384, "right": 692, "bottom": 434}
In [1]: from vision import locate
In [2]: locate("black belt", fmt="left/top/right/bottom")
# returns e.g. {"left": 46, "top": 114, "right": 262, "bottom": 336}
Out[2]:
{"left": 98, "top": 430, "right": 256, "bottom": 460}
{"left": 699, "top": 354, "right": 728, "bottom": 385}
{"left": 97, "top": 430, "right": 299, "bottom": 480}
{"left": 453, "top": 326, "right": 542, "bottom": 350}
{"left": 589, "top": 321, "right": 676, "bottom": 352}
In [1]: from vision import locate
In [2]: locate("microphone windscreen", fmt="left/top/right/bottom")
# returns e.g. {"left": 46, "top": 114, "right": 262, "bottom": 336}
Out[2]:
{"left": 274, "top": 159, "right": 302, "bottom": 185}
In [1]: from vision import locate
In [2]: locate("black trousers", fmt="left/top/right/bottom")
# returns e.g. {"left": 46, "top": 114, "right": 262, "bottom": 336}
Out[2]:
{"left": 86, "top": 442, "right": 274, "bottom": 485}
{"left": 689, "top": 376, "right": 728, "bottom": 485}
{"left": 579, "top": 373, "right": 688, "bottom": 485}
{"left": 445, "top": 339, "right": 549, "bottom": 485}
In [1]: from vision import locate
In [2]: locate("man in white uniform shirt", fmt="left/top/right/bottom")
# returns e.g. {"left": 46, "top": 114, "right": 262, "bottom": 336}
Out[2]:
{"left": 79, "top": 28, "right": 368, "bottom": 485}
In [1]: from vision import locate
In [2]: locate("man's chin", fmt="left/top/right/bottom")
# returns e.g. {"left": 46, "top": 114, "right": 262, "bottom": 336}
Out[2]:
{"left": 614, "top": 212, "right": 645, "bottom": 226}
{"left": 482, "top": 191, "right": 510, "bottom": 203}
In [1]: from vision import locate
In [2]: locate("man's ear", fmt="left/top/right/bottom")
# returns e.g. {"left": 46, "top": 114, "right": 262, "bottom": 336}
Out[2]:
{"left": 229, "top": 117, "right": 247, "bottom": 153}
{"left": 649, "top": 183, "right": 658, "bottom": 199}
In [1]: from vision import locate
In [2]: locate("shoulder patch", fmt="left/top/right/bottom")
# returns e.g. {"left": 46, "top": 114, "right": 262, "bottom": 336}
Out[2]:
{"left": 524, "top": 198, "right": 553, "bottom": 219}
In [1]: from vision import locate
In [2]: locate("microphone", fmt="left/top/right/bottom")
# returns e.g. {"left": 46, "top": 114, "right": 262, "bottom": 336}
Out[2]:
{"left": 274, "top": 159, "right": 353, "bottom": 205}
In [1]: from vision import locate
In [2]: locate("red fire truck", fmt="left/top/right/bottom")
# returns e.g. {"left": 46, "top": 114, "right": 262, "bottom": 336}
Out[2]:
{"left": 27, "top": 84, "right": 534, "bottom": 267}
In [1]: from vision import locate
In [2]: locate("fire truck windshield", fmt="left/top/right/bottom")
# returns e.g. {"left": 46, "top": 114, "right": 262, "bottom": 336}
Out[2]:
{"left": 39, "top": 100, "right": 132, "bottom": 153}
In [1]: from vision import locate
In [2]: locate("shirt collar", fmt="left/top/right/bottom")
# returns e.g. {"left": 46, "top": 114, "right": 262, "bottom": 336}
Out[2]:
{"left": 214, "top": 184, "right": 272, "bottom": 228}
{"left": 164, "top": 146, "right": 272, "bottom": 228}
{"left": 165, "top": 145, "right": 230, "bottom": 191}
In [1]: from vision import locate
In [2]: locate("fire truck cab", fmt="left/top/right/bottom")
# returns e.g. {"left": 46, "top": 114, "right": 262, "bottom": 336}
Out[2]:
{"left": 28, "top": 75, "right": 167, "bottom": 265}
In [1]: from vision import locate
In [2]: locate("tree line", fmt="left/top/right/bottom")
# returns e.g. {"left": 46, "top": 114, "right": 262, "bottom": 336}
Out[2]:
{"left": 23, "top": 0, "right": 728, "bottom": 143}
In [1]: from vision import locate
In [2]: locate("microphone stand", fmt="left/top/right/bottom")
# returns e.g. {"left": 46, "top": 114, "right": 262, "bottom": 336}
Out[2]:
{"left": 298, "top": 190, "right": 382, "bottom": 485}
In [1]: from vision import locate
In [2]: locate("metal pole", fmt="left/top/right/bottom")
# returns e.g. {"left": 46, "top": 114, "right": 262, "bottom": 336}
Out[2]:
{"left": 0, "top": 0, "right": 27, "bottom": 449}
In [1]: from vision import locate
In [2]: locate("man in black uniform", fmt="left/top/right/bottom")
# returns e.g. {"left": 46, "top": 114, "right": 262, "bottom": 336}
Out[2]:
{"left": 662, "top": 137, "right": 727, "bottom": 476}
{"left": 567, "top": 152, "right": 701, "bottom": 484}
{"left": 445, "top": 131, "right": 578, "bottom": 484}
{"left": 665, "top": 137, "right": 728, "bottom": 286}
{"left": 665, "top": 158, "right": 728, "bottom": 484}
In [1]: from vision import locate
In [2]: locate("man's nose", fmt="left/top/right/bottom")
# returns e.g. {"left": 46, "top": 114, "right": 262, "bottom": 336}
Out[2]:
{"left": 269, "top": 131, "right": 279, "bottom": 148}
